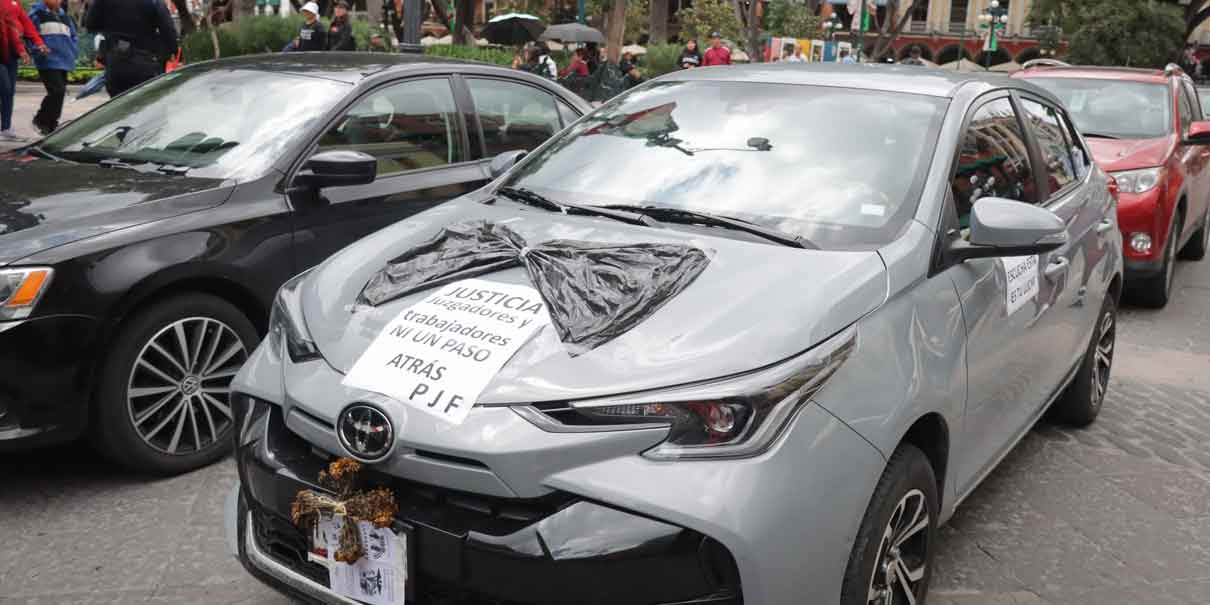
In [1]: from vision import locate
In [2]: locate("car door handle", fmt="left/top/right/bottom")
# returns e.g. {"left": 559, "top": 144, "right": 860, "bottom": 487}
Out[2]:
{"left": 1096, "top": 219, "right": 1115, "bottom": 235}
{"left": 1044, "top": 257, "right": 1070, "bottom": 280}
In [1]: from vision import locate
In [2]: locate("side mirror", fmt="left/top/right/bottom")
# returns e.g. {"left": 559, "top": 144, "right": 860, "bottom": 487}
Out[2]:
{"left": 1185, "top": 121, "right": 1210, "bottom": 145}
{"left": 948, "top": 198, "right": 1068, "bottom": 262}
{"left": 292, "top": 150, "right": 377, "bottom": 190}
{"left": 489, "top": 149, "right": 528, "bottom": 178}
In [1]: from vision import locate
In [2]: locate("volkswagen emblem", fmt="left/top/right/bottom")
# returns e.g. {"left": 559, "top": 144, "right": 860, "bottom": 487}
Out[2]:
{"left": 336, "top": 404, "right": 395, "bottom": 462}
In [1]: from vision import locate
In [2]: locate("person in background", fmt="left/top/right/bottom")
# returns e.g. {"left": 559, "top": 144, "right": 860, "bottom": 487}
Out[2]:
{"left": 622, "top": 61, "right": 643, "bottom": 89}
{"left": 901, "top": 46, "right": 925, "bottom": 66}
{"left": 618, "top": 50, "right": 636, "bottom": 74}
{"left": 295, "top": 2, "right": 326, "bottom": 51}
{"left": 85, "top": 0, "right": 176, "bottom": 96}
{"left": 27, "top": 0, "right": 76, "bottom": 135}
{"left": 583, "top": 41, "right": 600, "bottom": 73}
{"left": 701, "top": 31, "right": 730, "bottom": 66}
{"left": 786, "top": 45, "right": 805, "bottom": 63}
{"left": 840, "top": 48, "right": 856, "bottom": 64}
{"left": 678, "top": 38, "right": 701, "bottom": 69}
{"left": 326, "top": 0, "right": 355, "bottom": 51}
{"left": 1, "top": 0, "right": 47, "bottom": 141}
{"left": 560, "top": 47, "right": 589, "bottom": 78}
{"left": 369, "top": 33, "right": 387, "bottom": 52}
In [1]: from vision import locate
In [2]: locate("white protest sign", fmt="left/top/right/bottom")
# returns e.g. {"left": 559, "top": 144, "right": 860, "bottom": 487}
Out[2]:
{"left": 342, "top": 279, "right": 550, "bottom": 425}
{"left": 325, "top": 519, "right": 407, "bottom": 605}
{"left": 1002, "top": 255, "right": 1039, "bottom": 316}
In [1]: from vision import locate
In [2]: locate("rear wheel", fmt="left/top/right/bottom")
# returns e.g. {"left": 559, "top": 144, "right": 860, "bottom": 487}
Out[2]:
{"left": 91, "top": 293, "right": 258, "bottom": 475}
{"left": 1050, "top": 295, "right": 1116, "bottom": 427}
{"left": 1129, "top": 214, "right": 1180, "bottom": 308}
{"left": 841, "top": 444, "right": 938, "bottom": 605}
{"left": 1178, "top": 207, "right": 1209, "bottom": 261}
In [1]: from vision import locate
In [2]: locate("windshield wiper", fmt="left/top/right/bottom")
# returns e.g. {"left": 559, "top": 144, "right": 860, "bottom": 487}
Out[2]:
{"left": 97, "top": 157, "right": 140, "bottom": 170}
{"left": 1081, "top": 132, "right": 1120, "bottom": 139}
{"left": 26, "top": 145, "right": 72, "bottom": 163}
{"left": 603, "top": 204, "right": 817, "bottom": 249}
{"left": 492, "top": 187, "right": 659, "bottom": 227}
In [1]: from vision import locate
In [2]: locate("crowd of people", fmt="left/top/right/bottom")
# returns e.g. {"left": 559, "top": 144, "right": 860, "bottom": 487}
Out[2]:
{"left": 285, "top": 0, "right": 355, "bottom": 52}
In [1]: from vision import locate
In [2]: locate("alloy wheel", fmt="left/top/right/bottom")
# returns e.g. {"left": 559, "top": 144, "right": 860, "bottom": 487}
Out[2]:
{"left": 126, "top": 317, "right": 248, "bottom": 455}
{"left": 1091, "top": 310, "right": 1115, "bottom": 408}
{"left": 867, "top": 489, "right": 930, "bottom": 605}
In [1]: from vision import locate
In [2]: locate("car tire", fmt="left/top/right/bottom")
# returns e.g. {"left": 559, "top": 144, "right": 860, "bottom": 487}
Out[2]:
{"left": 1049, "top": 294, "right": 1116, "bottom": 427}
{"left": 1178, "top": 207, "right": 1209, "bottom": 261}
{"left": 840, "top": 444, "right": 938, "bottom": 605}
{"left": 91, "top": 293, "right": 259, "bottom": 475}
{"left": 1129, "top": 213, "right": 1180, "bottom": 309}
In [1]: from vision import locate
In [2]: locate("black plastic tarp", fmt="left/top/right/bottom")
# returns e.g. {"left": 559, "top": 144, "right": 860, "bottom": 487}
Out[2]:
{"left": 358, "top": 221, "right": 710, "bottom": 355}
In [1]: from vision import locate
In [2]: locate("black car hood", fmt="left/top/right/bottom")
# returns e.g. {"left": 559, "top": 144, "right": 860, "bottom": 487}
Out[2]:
{"left": 0, "top": 154, "right": 231, "bottom": 265}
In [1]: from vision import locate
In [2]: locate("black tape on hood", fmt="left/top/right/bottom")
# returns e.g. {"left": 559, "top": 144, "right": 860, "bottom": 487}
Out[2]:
{"left": 358, "top": 221, "right": 710, "bottom": 355}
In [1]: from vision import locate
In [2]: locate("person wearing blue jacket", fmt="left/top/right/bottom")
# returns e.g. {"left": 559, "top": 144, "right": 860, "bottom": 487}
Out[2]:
{"left": 27, "top": 0, "right": 77, "bottom": 135}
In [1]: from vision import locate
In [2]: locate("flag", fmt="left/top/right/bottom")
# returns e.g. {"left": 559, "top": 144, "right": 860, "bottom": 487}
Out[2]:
{"left": 847, "top": 0, "right": 861, "bottom": 30}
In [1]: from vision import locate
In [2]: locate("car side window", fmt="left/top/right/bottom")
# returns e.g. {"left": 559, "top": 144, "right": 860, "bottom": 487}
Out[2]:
{"left": 1182, "top": 80, "right": 1203, "bottom": 123}
{"left": 556, "top": 100, "right": 581, "bottom": 128}
{"left": 1178, "top": 82, "right": 1195, "bottom": 137}
{"left": 466, "top": 78, "right": 562, "bottom": 156}
{"left": 1053, "top": 108, "right": 1092, "bottom": 181}
{"left": 951, "top": 98, "right": 1037, "bottom": 228}
{"left": 1020, "top": 98, "right": 1077, "bottom": 199}
{"left": 317, "top": 78, "right": 464, "bottom": 176}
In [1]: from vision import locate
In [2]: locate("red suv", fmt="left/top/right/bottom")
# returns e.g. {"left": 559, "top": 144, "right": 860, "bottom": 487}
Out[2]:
{"left": 1016, "top": 63, "right": 1210, "bottom": 307}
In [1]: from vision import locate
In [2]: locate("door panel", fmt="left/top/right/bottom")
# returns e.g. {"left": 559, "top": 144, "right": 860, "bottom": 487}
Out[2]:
{"left": 290, "top": 77, "right": 489, "bottom": 270}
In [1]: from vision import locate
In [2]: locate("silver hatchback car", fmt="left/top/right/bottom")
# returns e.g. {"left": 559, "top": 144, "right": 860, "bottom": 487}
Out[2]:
{"left": 226, "top": 65, "right": 1122, "bottom": 605}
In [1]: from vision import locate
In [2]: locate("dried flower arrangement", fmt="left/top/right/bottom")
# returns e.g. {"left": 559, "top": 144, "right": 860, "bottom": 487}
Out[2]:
{"left": 291, "top": 457, "right": 399, "bottom": 563}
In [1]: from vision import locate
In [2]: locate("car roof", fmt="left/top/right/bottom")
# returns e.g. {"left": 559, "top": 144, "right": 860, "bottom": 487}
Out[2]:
{"left": 659, "top": 62, "right": 1048, "bottom": 99}
{"left": 179, "top": 51, "right": 491, "bottom": 84}
{"left": 1014, "top": 65, "right": 1171, "bottom": 84}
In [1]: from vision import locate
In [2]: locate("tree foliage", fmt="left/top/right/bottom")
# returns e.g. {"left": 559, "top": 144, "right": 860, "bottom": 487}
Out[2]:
{"left": 1045, "top": 0, "right": 1185, "bottom": 67}
{"left": 764, "top": 0, "right": 821, "bottom": 39}
{"left": 676, "top": 0, "right": 741, "bottom": 44}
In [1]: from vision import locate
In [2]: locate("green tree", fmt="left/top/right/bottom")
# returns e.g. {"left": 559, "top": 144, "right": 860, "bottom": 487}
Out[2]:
{"left": 676, "top": 0, "right": 740, "bottom": 44}
{"left": 1038, "top": 0, "right": 1185, "bottom": 67}
{"left": 764, "top": 0, "right": 821, "bottom": 38}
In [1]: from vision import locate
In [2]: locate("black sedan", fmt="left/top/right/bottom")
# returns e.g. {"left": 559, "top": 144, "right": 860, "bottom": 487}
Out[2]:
{"left": 0, "top": 52, "right": 588, "bottom": 474}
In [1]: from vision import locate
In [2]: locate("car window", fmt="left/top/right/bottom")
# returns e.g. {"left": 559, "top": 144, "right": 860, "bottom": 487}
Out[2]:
{"left": 1028, "top": 78, "right": 1171, "bottom": 139}
{"left": 1053, "top": 108, "right": 1092, "bottom": 181}
{"left": 556, "top": 99, "right": 581, "bottom": 128}
{"left": 1178, "top": 83, "right": 1195, "bottom": 137}
{"left": 317, "top": 78, "right": 464, "bottom": 176}
{"left": 466, "top": 78, "right": 562, "bottom": 156}
{"left": 1020, "top": 98, "right": 1077, "bottom": 199}
{"left": 951, "top": 98, "right": 1037, "bottom": 227}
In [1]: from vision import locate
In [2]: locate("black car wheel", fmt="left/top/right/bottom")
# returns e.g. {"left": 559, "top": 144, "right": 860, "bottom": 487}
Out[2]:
{"left": 1050, "top": 295, "right": 1116, "bottom": 427}
{"left": 841, "top": 444, "right": 938, "bottom": 605}
{"left": 1178, "top": 207, "right": 1209, "bottom": 261}
{"left": 92, "top": 293, "right": 259, "bottom": 474}
{"left": 1129, "top": 214, "right": 1180, "bottom": 309}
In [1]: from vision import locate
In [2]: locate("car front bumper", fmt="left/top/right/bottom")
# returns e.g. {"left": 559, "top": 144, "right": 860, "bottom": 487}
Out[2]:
{"left": 1117, "top": 188, "right": 1170, "bottom": 278}
{"left": 0, "top": 314, "right": 98, "bottom": 450}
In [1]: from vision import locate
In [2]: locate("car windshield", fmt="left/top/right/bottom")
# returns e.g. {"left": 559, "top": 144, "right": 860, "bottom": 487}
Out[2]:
{"left": 39, "top": 66, "right": 350, "bottom": 180}
{"left": 1028, "top": 77, "right": 1171, "bottom": 139}
{"left": 502, "top": 81, "right": 947, "bottom": 249}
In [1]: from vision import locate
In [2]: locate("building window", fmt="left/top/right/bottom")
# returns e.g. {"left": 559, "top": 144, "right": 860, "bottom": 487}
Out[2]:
{"left": 911, "top": 0, "right": 929, "bottom": 22}
{"left": 949, "top": 0, "right": 967, "bottom": 26}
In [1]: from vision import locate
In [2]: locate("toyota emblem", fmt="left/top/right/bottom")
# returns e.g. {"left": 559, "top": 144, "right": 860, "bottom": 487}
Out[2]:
{"left": 336, "top": 404, "right": 395, "bottom": 462}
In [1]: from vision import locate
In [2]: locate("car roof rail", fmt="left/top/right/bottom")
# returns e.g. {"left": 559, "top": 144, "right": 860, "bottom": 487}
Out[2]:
{"left": 1164, "top": 62, "right": 1185, "bottom": 76}
{"left": 1021, "top": 58, "right": 1070, "bottom": 70}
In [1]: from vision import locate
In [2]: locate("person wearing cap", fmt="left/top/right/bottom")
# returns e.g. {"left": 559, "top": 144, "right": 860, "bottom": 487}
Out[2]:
{"left": 295, "top": 2, "right": 327, "bottom": 52}
{"left": 701, "top": 31, "right": 730, "bottom": 67}
{"left": 84, "top": 0, "right": 177, "bottom": 96}
{"left": 326, "top": 0, "right": 355, "bottom": 51}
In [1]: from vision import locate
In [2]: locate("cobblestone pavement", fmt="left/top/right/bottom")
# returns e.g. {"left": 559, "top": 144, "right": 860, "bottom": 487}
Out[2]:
{"left": 3, "top": 86, "right": 1210, "bottom": 604}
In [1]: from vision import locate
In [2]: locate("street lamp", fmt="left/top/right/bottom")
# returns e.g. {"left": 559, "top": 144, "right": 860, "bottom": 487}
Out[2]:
{"left": 977, "top": 0, "right": 1010, "bottom": 68}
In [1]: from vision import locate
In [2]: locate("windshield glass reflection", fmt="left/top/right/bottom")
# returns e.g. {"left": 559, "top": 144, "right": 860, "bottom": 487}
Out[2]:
{"left": 505, "top": 81, "right": 948, "bottom": 249}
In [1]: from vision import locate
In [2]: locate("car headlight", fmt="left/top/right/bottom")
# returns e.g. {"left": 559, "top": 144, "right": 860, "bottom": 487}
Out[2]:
{"left": 0, "top": 267, "right": 54, "bottom": 321}
{"left": 521, "top": 325, "right": 856, "bottom": 460}
{"left": 269, "top": 269, "right": 320, "bottom": 362}
{"left": 1109, "top": 167, "right": 1163, "bottom": 194}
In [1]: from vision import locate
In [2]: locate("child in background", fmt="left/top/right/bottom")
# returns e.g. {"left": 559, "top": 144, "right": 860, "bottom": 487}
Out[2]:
{"left": 27, "top": 0, "right": 77, "bottom": 135}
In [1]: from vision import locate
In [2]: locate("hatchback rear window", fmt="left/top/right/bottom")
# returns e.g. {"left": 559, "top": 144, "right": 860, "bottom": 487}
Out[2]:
{"left": 1028, "top": 78, "right": 1171, "bottom": 139}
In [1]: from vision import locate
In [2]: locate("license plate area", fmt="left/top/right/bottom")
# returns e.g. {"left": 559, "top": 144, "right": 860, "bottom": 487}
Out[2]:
{"left": 309, "top": 513, "right": 415, "bottom": 604}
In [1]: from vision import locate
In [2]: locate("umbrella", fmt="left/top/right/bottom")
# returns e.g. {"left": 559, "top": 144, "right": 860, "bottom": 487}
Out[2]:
{"left": 941, "top": 58, "right": 986, "bottom": 71}
{"left": 481, "top": 13, "right": 545, "bottom": 46}
{"left": 539, "top": 22, "right": 604, "bottom": 44}
{"left": 621, "top": 44, "right": 646, "bottom": 56}
{"left": 75, "top": 73, "right": 107, "bottom": 100}
{"left": 990, "top": 60, "right": 1023, "bottom": 72}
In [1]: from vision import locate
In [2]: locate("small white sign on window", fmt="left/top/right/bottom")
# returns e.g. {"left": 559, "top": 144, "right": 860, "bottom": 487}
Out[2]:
{"left": 1002, "top": 255, "right": 1040, "bottom": 316}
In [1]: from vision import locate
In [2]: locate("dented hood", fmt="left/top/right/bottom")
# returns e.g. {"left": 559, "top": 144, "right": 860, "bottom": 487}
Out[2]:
{"left": 303, "top": 198, "right": 887, "bottom": 404}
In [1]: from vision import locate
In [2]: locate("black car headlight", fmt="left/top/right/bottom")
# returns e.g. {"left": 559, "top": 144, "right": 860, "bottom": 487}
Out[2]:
{"left": 521, "top": 325, "right": 856, "bottom": 460}
{"left": 0, "top": 267, "right": 54, "bottom": 321}
{"left": 268, "top": 269, "right": 321, "bottom": 362}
